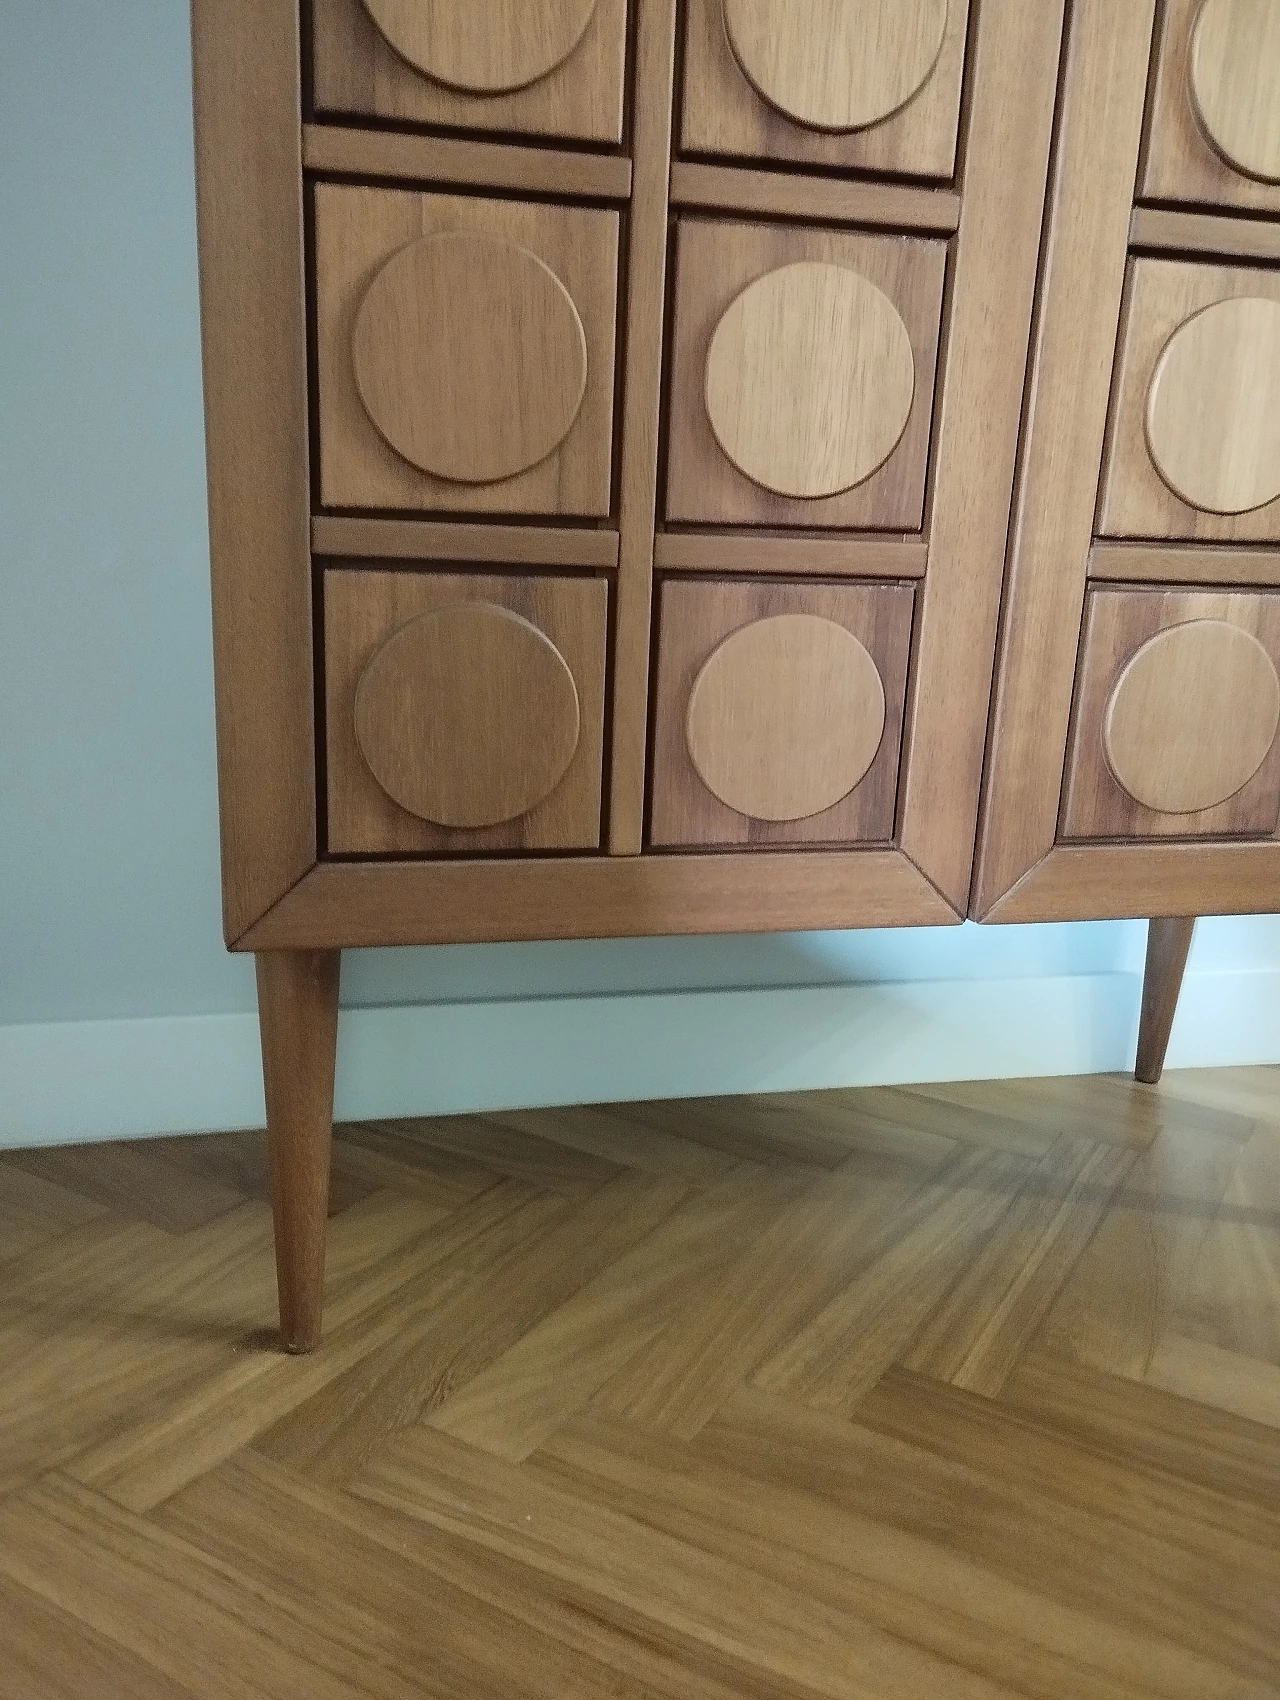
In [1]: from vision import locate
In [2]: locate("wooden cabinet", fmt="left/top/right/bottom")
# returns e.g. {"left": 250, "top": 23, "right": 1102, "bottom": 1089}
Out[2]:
{"left": 192, "top": 0, "right": 1276, "bottom": 1351}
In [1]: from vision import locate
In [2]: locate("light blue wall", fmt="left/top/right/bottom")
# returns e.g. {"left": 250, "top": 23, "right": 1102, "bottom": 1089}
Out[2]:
{"left": 3, "top": 4, "right": 1278, "bottom": 1103}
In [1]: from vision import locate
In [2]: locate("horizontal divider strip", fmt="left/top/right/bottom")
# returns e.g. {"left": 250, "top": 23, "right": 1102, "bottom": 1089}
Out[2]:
{"left": 1090, "top": 542, "right": 1280, "bottom": 587}
{"left": 655, "top": 531, "right": 928, "bottom": 578}
{"left": 302, "top": 124, "right": 633, "bottom": 202}
{"left": 669, "top": 161, "right": 961, "bottom": 234}
{"left": 1129, "top": 205, "right": 1280, "bottom": 265}
{"left": 312, "top": 515, "right": 620, "bottom": 569}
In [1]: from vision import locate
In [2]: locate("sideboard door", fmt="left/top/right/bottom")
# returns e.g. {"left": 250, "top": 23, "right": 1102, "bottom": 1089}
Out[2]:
{"left": 975, "top": 0, "right": 1280, "bottom": 924}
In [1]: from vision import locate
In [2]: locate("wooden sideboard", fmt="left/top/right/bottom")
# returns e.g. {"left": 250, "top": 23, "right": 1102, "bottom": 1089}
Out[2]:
{"left": 191, "top": 0, "right": 1280, "bottom": 1350}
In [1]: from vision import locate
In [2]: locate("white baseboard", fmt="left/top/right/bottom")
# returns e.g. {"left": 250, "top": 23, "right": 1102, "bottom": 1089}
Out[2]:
{"left": 1, "top": 968, "right": 1277, "bottom": 1149}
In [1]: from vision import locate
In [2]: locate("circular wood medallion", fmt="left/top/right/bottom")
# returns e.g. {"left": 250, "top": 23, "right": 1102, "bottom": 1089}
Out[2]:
{"left": 704, "top": 262, "right": 915, "bottom": 501}
{"left": 1103, "top": 619, "right": 1280, "bottom": 814}
{"left": 1190, "top": 0, "right": 1280, "bottom": 182}
{"left": 722, "top": 0, "right": 949, "bottom": 132}
{"left": 353, "top": 232, "right": 588, "bottom": 486}
{"left": 363, "top": 0, "right": 598, "bottom": 94}
{"left": 685, "top": 614, "right": 886, "bottom": 821}
{"left": 1145, "top": 296, "right": 1280, "bottom": 515}
{"left": 354, "top": 603, "right": 581, "bottom": 828}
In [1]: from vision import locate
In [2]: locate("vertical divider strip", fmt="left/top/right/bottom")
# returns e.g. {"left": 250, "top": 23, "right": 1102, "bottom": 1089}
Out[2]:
{"left": 608, "top": 0, "right": 679, "bottom": 854}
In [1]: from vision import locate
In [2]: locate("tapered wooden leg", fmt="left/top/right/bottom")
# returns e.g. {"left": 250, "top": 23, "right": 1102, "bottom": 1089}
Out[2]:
{"left": 1134, "top": 918, "right": 1195, "bottom": 1086}
{"left": 255, "top": 949, "right": 341, "bottom": 1353}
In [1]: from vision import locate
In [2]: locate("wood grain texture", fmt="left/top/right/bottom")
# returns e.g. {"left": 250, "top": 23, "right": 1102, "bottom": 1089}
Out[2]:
{"left": 1102, "top": 262, "right": 1280, "bottom": 540}
{"left": 665, "top": 220, "right": 945, "bottom": 529}
{"left": 362, "top": 0, "right": 597, "bottom": 94}
{"left": 4, "top": 1068, "right": 1279, "bottom": 1695}
{"left": 685, "top": 615, "right": 887, "bottom": 822}
{"left": 721, "top": 0, "right": 948, "bottom": 133}
{"left": 256, "top": 949, "right": 341, "bottom": 1353}
{"left": 650, "top": 579, "right": 913, "bottom": 848}
{"left": 669, "top": 161, "right": 961, "bottom": 232}
{"left": 235, "top": 848, "right": 961, "bottom": 952}
{"left": 325, "top": 569, "right": 607, "bottom": 854}
{"left": 314, "top": 184, "right": 618, "bottom": 517}
{"left": 191, "top": 0, "right": 316, "bottom": 944}
{"left": 655, "top": 532, "right": 928, "bottom": 577}
{"left": 1190, "top": 0, "right": 1280, "bottom": 182}
{"left": 311, "top": 514, "right": 620, "bottom": 569}
{"left": 972, "top": 0, "right": 1158, "bottom": 916}
{"left": 311, "top": 0, "right": 628, "bottom": 143}
{"left": 704, "top": 262, "right": 916, "bottom": 501}
{"left": 302, "top": 122, "right": 633, "bottom": 201}
{"left": 353, "top": 233, "right": 588, "bottom": 485}
{"left": 1062, "top": 589, "right": 1280, "bottom": 839}
{"left": 606, "top": 0, "right": 678, "bottom": 855}
{"left": 1146, "top": 298, "right": 1280, "bottom": 515}
{"left": 1142, "top": 0, "right": 1280, "bottom": 213}
{"left": 1104, "top": 627, "right": 1280, "bottom": 813}
{"left": 1089, "top": 541, "right": 1280, "bottom": 586}
{"left": 1135, "top": 918, "right": 1196, "bottom": 1085}
{"left": 681, "top": 0, "right": 969, "bottom": 177}
{"left": 1129, "top": 203, "right": 1280, "bottom": 264}
{"left": 982, "top": 840, "right": 1280, "bottom": 922}
{"left": 900, "top": 0, "right": 1068, "bottom": 909}
{"left": 354, "top": 604, "right": 583, "bottom": 829}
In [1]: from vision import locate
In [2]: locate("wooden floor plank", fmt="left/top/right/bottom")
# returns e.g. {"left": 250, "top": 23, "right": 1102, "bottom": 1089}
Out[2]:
{"left": 0, "top": 1159, "right": 106, "bottom": 1264}
{"left": 3, "top": 1140, "right": 249, "bottom": 1233}
{"left": 752, "top": 1146, "right": 1039, "bottom": 1412}
{"left": 901, "top": 1137, "right": 1136, "bottom": 1395}
{"left": 358, "top": 1423, "right": 1023, "bottom": 1700}
{"left": 1037, "top": 1115, "right": 1253, "bottom": 1380}
{"left": 422, "top": 1165, "right": 806, "bottom": 1461}
{"left": 255, "top": 1171, "right": 692, "bottom": 1482}
{"left": 697, "top": 1383, "right": 1280, "bottom": 1687}
{"left": 537, "top": 1406, "right": 1253, "bottom": 1700}
{"left": 0, "top": 1475, "right": 390, "bottom": 1699}
{"left": 2, "top": 1067, "right": 1278, "bottom": 1696}
{"left": 594, "top": 1120, "right": 958, "bottom": 1437}
{"left": 0, "top": 1570, "right": 198, "bottom": 1700}
{"left": 1002, "top": 1346, "right": 1280, "bottom": 1513}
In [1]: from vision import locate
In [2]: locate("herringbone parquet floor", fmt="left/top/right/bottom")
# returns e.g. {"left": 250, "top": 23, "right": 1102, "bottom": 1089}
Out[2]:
{"left": 1, "top": 1068, "right": 1278, "bottom": 1698}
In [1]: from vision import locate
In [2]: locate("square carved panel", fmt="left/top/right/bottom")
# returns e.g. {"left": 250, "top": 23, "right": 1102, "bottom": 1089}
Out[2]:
{"left": 1140, "top": 0, "right": 1280, "bottom": 217}
{"left": 311, "top": 0, "right": 629, "bottom": 144}
{"left": 325, "top": 568, "right": 608, "bottom": 854}
{"left": 680, "top": 0, "right": 970, "bottom": 179}
{"left": 1062, "top": 587, "right": 1280, "bottom": 841}
{"left": 314, "top": 184, "right": 619, "bottom": 518}
{"left": 1099, "top": 259, "right": 1280, "bottom": 543}
{"left": 664, "top": 219, "right": 946, "bottom": 530}
{"left": 649, "top": 577, "right": 914, "bottom": 848}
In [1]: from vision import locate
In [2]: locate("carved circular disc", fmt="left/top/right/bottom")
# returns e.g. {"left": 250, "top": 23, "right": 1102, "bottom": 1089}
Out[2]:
{"left": 1104, "top": 620, "right": 1280, "bottom": 814}
{"left": 1190, "top": 0, "right": 1280, "bottom": 182}
{"left": 363, "top": 0, "right": 598, "bottom": 94}
{"left": 704, "top": 262, "right": 915, "bottom": 500}
{"left": 354, "top": 603, "right": 581, "bottom": 828}
{"left": 722, "top": 0, "right": 949, "bottom": 131}
{"left": 1145, "top": 297, "right": 1280, "bottom": 515}
{"left": 686, "top": 614, "right": 886, "bottom": 821}
{"left": 353, "top": 233, "right": 587, "bottom": 485}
